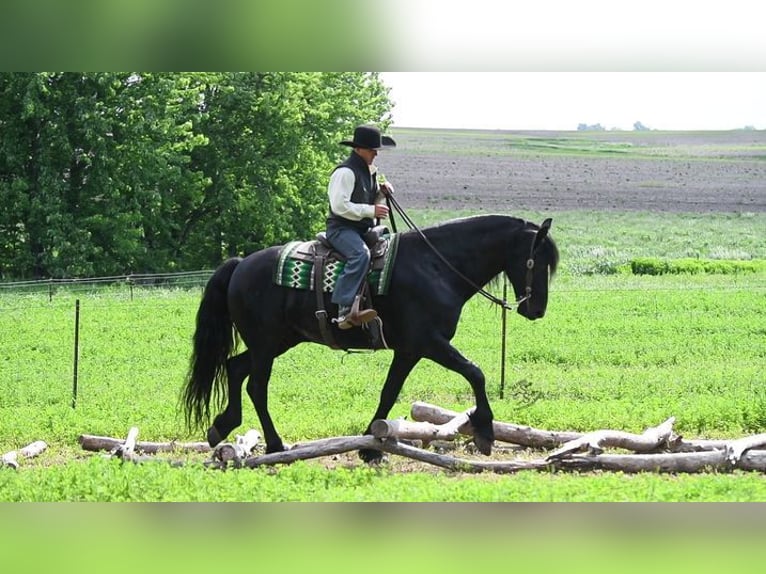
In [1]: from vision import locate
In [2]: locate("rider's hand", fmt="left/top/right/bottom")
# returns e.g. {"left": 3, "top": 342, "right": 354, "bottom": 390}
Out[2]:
{"left": 379, "top": 181, "right": 394, "bottom": 197}
{"left": 374, "top": 203, "right": 389, "bottom": 219}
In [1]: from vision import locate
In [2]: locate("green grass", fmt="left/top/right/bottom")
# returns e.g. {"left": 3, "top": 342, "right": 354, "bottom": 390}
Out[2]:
{"left": 5, "top": 455, "right": 766, "bottom": 502}
{"left": 1, "top": 210, "right": 766, "bottom": 501}
{"left": 629, "top": 257, "right": 766, "bottom": 275}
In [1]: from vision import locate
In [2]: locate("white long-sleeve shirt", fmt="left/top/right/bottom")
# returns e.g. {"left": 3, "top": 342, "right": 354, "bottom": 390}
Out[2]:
{"left": 327, "top": 164, "right": 387, "bottom": 221}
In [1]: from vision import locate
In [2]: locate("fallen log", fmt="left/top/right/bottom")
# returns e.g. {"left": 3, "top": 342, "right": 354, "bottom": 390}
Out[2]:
{"left": 378, "top": 440, "right": 551, "bottom": 473}
{"left": 410, "top": 401, "right": 581, "bottom": 448}
{"left": 1, "top": 440, "right": 48, "bottom": 470}
{"left": 555, "top": 449, "right": 766, "bottom": 474}
{"left": 369, "top": 409, "right": 472, "bottom": 444}
{"left": 212, "top": 429, "right": 262, "bottom": 466}
{"left": 91, "top": 426, "right": 262, "bottom": 467}
{"left": 20, "top": 441, "right": 48, "bottom": 458}
{"left": 725, "top": 433, "right": 766, "bottom": 465}
{"left": 112, "top": 427, "right": 139, "bottom": 460}
{"left": 547, "top": 417, "right": 677, "bottom": 459}
{"left": 78, "top": 434, "right": 211, "bottom": 454}
{"left": 1, "top": 451, "right": 18, "bottom": 469}
{"left": 665, "top": 437, "right": 729, "bottom": 452}
{"left": 223, "top": 436, "right": 374, "bottom": 469}
{"left": 410, "top": 402, "right": 737, "bottom": 454}
{"left": 210, "top": 435, "right": 553, "bottom": 473}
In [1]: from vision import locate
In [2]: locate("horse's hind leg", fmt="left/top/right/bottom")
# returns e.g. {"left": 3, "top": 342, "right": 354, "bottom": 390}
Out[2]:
{"left": 207, "top": 352, "right": 250, "bottom": 447}
{"left": 245, "top": 349, "right": 285, "bottom": 454}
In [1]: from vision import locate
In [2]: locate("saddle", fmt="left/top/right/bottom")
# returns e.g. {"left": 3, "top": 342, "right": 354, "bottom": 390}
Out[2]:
{"left": 273, "top": 226, "right": 399, "bottom": 350}
{"left": 313, "top": 224, "right": 391, "bottom": 265}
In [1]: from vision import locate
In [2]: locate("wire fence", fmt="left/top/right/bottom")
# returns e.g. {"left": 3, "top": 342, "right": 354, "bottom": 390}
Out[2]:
{"left": 4, "top": 270, "right": 765, "bottom": 298}
{"left": 0, "top": 272, "right": 219, "bottom": 413}
{"left": 0, "top": 270, "right": 214, "bottom": 302}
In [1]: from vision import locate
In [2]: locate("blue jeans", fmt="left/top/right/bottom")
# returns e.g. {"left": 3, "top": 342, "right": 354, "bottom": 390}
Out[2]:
{"left": 326, "top": 224, "right": 371, "bottom": 308}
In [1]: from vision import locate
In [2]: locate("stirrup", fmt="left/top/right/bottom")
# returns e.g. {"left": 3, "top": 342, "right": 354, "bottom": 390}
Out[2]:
{"left": 333, "top": 297, "right": 378, "bottom": 329}
{"left": 333, "top": 309, "right": 378, "bottom": 330}
{"left": 353, "top": 308, "right": 378, "bottom": 324}
{"left": 350, "top": 294, "right": 378, "bottom": 326}
{"left": 332, "top": 309, "right": 355, "bottom": 330}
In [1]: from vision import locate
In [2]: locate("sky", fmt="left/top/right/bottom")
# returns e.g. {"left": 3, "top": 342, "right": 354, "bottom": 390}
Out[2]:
{"left": 379, "top": 73, "right": 766, "bottom": 132}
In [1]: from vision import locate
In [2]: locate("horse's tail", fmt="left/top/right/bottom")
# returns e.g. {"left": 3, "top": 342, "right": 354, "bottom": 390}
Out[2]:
{"left": 182, "top": 257, "right": 242, "bottom": 433}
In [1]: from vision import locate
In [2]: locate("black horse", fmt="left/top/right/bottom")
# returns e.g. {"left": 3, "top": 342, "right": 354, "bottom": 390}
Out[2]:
{"left": 182, "top": 214, "right": 558, "bottom": 461}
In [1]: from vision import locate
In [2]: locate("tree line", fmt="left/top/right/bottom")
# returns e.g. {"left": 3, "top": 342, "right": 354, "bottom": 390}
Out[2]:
{"left": 0, "top": 72, "right": 392, "bottom": 279}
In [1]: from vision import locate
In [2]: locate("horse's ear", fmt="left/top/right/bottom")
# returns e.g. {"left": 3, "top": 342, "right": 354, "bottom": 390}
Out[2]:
{"left": 533, "top": 218, "right": 553, "bottom": 250}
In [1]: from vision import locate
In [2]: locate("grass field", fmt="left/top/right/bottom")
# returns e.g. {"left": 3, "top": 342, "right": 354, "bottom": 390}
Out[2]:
{"left": 1, "top": 205, "right": 765, "bottom": 502}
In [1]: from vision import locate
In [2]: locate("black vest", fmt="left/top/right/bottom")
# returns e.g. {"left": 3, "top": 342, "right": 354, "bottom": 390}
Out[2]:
{"left": 327, "top": 152, "right": 378, "bottom": 232}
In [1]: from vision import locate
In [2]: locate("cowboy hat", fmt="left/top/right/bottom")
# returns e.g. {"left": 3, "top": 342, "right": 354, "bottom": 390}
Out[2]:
{"left": 339, "top": 124, "right": 396, "bottom": 150}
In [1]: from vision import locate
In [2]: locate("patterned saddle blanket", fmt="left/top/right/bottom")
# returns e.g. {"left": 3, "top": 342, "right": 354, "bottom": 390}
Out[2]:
{"left": 273, "top": 231, "right": 400, "bottom": 296}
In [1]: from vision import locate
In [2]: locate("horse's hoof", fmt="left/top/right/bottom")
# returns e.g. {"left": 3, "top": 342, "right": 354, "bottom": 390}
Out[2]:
{"left": 468, "top": 411, "right": 495, "bottom": 456}
{"left": 473, "top": 435, "right": 494, "bottom": 456}
{"left": 265, "top": 442, "right": 286, "bottom": 454}
{"left": 207, "top": 425, "right": 223, "bottom": 447}
{"left": 358, "top": 448, "right": 384, "bottom": 464}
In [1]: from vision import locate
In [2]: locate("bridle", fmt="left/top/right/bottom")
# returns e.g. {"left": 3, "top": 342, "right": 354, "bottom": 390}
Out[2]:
{"left": 515, "top": 217, "right": 553, "bottom": 310}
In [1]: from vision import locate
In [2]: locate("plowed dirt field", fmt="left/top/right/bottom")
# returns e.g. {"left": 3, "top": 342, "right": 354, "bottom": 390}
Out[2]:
{"left": 376, "top": 129, "right": 766, "bottom": 213}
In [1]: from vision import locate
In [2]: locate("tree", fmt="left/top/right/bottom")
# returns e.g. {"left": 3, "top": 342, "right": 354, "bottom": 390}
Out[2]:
{"left": 577, "top": 123, "right": 605, "bottom": 131}
{"left": 0, "top": 72, "right": 209, "bottom": 277}
{"left": 187, "top": 72, "right": 392, "bottom": 267}
{"left": 0, "top": 72, "right": 392, "bottom": 278}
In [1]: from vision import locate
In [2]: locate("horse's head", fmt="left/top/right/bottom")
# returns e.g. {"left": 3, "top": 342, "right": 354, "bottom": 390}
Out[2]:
{"left": 507, "top": 218, "right": 558, "bottom": 320}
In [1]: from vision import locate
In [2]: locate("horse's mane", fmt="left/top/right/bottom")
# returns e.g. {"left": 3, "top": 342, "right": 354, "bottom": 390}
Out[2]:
{"left": 421, "top": 214, "right": 526, "bottom": 236}
{"left": 421, "top": 215, "right": 558, "bottom": 268}
{"left": 415, "top": 214, "right": 559, "bottom": 289}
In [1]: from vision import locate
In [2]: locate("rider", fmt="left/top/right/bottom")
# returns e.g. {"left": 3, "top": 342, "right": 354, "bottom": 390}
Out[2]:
{"left": 326, "top": 124, "right": 396, "bottom": 330}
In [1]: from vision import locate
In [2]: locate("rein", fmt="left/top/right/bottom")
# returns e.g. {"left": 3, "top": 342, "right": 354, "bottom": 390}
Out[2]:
{"left": 385, "top": 192, "right": 537, "bottom": 311}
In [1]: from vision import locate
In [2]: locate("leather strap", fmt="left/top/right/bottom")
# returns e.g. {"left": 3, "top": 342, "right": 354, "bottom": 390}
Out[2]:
{"left": 313, "top": 254, "right": 339, "bottom": 349}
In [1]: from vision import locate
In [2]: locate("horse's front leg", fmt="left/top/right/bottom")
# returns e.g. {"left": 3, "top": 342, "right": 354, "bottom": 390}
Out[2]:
{"left": 207, "top": 352, "right": 250, "bottom": 447}
{"left": 360, "top": 352, "right": 421, "bottom": 463}
{"left": 427, "top": 342, "right": 495, "bottom": 456}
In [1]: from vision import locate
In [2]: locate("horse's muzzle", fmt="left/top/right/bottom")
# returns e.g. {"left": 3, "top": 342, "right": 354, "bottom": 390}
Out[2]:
{"left": 517, "top": 305, "right": 545, "bottom": 320}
